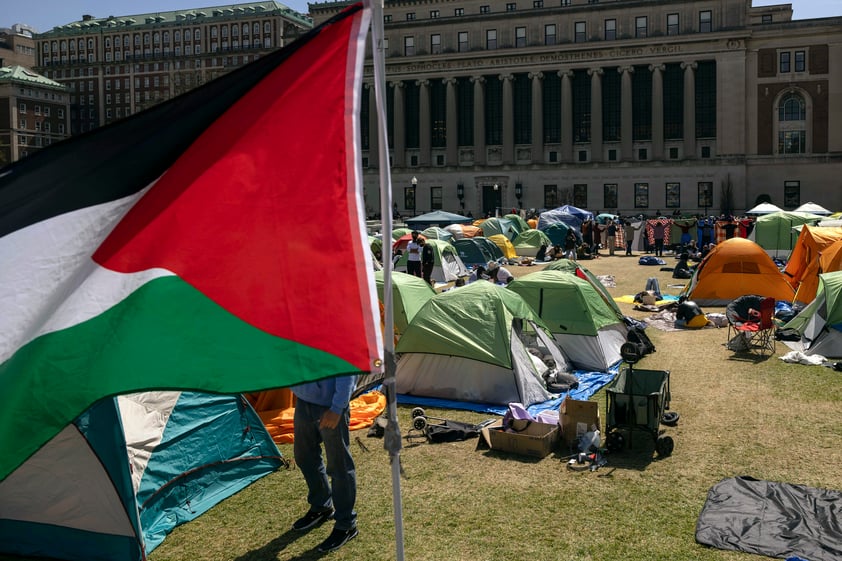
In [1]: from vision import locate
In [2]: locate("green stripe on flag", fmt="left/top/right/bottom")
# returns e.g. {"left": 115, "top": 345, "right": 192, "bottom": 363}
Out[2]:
{"left": 0, "top": 276, "right": 358, "bottom": 481}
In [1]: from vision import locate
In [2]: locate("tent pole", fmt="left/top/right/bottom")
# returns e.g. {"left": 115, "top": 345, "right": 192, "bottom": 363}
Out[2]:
{"left": 369, "top": 0, "right": 407, "bottom": 559}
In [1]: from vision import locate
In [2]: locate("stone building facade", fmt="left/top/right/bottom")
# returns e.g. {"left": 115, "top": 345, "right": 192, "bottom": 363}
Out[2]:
{"left": 311, "top": 0, "right": 842, "bottom": 218}
{"left": 31, "top": 1, "right": 311, "bottom": 137}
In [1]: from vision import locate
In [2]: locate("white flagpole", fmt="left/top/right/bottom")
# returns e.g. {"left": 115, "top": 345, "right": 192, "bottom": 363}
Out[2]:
{"left": 366, "top": 1, "right": 406, "bottom": 559}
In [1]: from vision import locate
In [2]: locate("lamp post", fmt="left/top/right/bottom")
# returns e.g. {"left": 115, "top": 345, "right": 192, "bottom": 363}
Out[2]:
{"left": 493, "top": 183, "right": 500, "bottom": 217}
{"left": 407, "top": 176, "right": 417, "bottom": 217}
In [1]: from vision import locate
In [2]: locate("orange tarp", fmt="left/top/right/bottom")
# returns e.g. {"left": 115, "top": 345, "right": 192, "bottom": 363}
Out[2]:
{"left": 246, "top": 389, "right": 387, "bottom": 444}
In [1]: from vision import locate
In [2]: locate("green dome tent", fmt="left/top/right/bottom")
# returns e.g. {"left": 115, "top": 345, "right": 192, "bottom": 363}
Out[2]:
{"left": 544, "top": 259, "right": 625, "bottom": 318}
{"left": 394, "top": 239, "right": 469, "bottom": 284}
{"left": 783, "top": 271, "right": 842, "bottom": 358}
{"left": 507, "top": 270, "right": 628, "bottom": 371}
{"left": 453, "top": 237, "right": 504, "bottom": 269}
{"left": 420, "top": 226, "right": 455, "bottom": 243}
{"left": 504, "top": 214, "right": 530, "bottom": 235}
{"left": 748, "top": 211, "right": 823, "bottom": 259}
{"left": 395, "top": 282, "right": 569, "bottom": 406}
{"left": 374, "top": 270, "right": 436, "bottom": 335}
{"left": 479, "top": 217, "right": 518, "bottom": 241}
{"left": 512, "top": 229, "right": 553, "bottom": 258}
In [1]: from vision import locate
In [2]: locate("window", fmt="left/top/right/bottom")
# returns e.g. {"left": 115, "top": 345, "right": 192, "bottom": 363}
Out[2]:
{"left": 506, "top": 3, "right": 517, "bottom": 11}
{"left": 762, "top": 14, "right": 772, "bottom": 24}
{"left": 604, "top": 184, "right": 618, "bottom": 209}
{"left": 701, "top": 146, "right": 711, "bottom": 158}
{"left": 44, "top": 107, "right": 50, "bottom": 116}
{"left": 480, "top": 5, "right": 490, "bottom": 14}
{"left": 636, "top": 16, "right": 648, "bottom": 38}
{"left": 515, "top": 26, "right": 526, "bottom": 47}
{"left": 778, "top": 92, "right": 806, "bottom": 154}
{"left": 638, "top": 148, "right": 648, "bottom": 160}
{"left": 404, "top": 36, "right": 415, "bottom": 56}
{"left": 455, "top": 8, "right": 464, "bottom": 16}
{"left": 430, "top": 34, "right": 441, "bottom": 54}
{"left": 575, "top": 21, "right": 586, "bottom": 43}
{"left": 784, "top": 181, "right": 800, "bottom": 208}
{"left": 404, "top": 187, "right": 415, "bottom": 212}
{"left": 666, "top": 183, "right": 680, "bottom": 208}
{"left": 604, "top": 19, "right": 616, "bottom": 40}
{"left": 19, "top": 102, "right": 25, "bottom": 113}
{"left": 533, "top": 0, "right": 543, "bottom": 7}
{"left": 544, "top": 24, "right": 556, "bottom": 45}
{"left": 669, "top": 147, "right": 679, "bottom": 159}
{"left": 608, "top": 149, "right": 617, "bottom": 161}
{"left": 795, "top": 50, "right": 805, "bottom": 72}
{"left": 384, "top": 14, "right": 392, "bottom": 23}
{"left": 699, "top": 10, "right": 712, "bottom": 32}
{"left": 634, "top": 183, "right": 649, "bottom": 208}
{"left": 698, "top": 182, "right": 713, "bottom": 209}
{"left": 780, "top": 51, "right": 791, "bottom": 73}
{"left": 430, "top": 10, "right": 439, "bottom": 18}
{"left": 458, "top": 32, "right": 469, "bottom": 52}
{"left": 578, "top": 150, "right": 588, "bottom": 162}
{"left": 430, "top": 186, "right": 442, "bottom": 210}
{"left": 544, "top": 185, "right": 558, "bottom": 208}
{"left": 486, "top": 29, "right": 497, "bottom": 49}
{"left": 667, "top": 13, "right": 679, "bottom": 35}
{"left": 573, "top": 184, "right": 588, "bottom": 208}
{"left": 406, "top": 12, "right": 415, "bottom": 20}
{"left": 561, "top": 0, "right": 571, "bottom": 5}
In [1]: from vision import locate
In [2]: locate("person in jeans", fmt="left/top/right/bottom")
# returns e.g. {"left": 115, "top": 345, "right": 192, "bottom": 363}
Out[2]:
{"left": 291, "top": 375, "right": 358, "bottom": 552}
{"left": 405, "top": 231, "right": 422, "bottom": 277}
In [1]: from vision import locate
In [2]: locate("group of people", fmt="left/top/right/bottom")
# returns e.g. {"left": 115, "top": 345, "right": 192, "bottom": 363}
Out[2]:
{"left": 404, "top": 230, "right": 436, "bottom": 286}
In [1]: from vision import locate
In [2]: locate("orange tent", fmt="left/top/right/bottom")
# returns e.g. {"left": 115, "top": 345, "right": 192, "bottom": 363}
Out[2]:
{"left": 680, "top": 237, "right": 795, "bottom": 305}
{"left": 246, "top": 389, "right": 387, "bottom": 444}
{"left": 782, "top": 226, "right": 842, "bottom": 304}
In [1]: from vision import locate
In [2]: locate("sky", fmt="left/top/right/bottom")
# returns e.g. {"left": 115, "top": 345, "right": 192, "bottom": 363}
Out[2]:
{"left": 2, "top": 0, "right": 839, "bottom": 32}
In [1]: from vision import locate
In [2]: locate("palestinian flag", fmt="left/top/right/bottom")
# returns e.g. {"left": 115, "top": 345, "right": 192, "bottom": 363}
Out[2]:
{"left": 0, "top": 3, "right": 381, "bottom": 481}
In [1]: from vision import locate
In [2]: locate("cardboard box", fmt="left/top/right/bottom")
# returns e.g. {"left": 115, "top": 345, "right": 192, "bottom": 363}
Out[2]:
{"left": 481, "top": 419, "right": 559, "bottom": 459}
{"left": 559, "top": 396, "right": 600, "bottom": 448}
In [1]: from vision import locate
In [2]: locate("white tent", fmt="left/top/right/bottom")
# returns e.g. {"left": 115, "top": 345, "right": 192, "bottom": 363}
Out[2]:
{"left": 794, "top": 202, "right": 832, "bottom": 216}
{"left": 746, "top": 202, "right": 783, "bottom": 215}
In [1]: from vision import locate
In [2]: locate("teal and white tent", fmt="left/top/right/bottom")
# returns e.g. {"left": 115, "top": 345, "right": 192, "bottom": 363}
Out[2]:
{"left": 394, "top": 238, "right": 469, "bottom": 284}
{"left": 0, "top": 391, "right": 283, "bottom": 561}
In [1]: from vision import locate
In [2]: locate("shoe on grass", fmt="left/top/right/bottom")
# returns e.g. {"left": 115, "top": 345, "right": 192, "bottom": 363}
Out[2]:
{"left": 291, "top": 508, "right": 334, "bottom": 531}
{"left": 317, "top": 527, "right": 359, "bottom": 553}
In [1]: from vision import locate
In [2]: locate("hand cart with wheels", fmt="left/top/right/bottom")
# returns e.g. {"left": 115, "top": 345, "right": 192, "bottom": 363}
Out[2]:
{"left": 408, "top": 407, "right": 495, "bottom": 443}
{"left": 604, "top": 343, "right": 674, "bottom": 457}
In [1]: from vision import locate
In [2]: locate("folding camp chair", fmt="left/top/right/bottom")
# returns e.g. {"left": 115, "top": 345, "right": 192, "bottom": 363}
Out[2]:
{"left": 725, "top": 295, "right": 776, "bottom": 356}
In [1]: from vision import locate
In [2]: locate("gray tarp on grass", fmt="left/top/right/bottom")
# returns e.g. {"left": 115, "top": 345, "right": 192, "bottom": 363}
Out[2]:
{"left": 696, "top": 476, "right": 842, "bottom": 561}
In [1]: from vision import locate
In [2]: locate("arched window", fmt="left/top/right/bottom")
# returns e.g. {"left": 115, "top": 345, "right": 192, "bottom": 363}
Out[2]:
{"left": 776, "top": 92, "right": 807, "bottom": 155}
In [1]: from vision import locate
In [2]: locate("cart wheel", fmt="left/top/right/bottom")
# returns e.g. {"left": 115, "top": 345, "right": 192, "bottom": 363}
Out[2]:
{"left": 411, "top": 407, "right": 426, "bottom": 419}
{"left": 606, "top": 431, "right": 625, "bottom": 453}
{"left": 655, "top": 435, "right": 674, "bottom": 457}
{"left": 412, "top": 416, "right": 427, "bottom": 431}
{"left": 661, "top": 411, "right": 680, "bottom": 427}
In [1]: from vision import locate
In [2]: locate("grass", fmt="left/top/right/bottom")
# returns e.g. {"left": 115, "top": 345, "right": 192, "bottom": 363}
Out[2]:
{"left": 9, "top": 252, "right": 840, "bottom": 561}
{"left": 147, "top": 253, "right": 842, "bottom": 561}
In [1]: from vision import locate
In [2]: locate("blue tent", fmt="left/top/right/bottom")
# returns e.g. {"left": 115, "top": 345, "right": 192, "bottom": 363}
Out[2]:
{"left": 538, "top": 208, "right": 583, "bottom": 231}
{"left": 0, "top": 392, "right": 284, "bottom": 561}
{"left": 558, "top": 205, "right": 594, "bottom": 222}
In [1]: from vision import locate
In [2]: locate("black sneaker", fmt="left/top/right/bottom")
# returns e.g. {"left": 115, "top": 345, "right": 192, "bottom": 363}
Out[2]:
{"left": 317, "top": 527, "right": 359, "bottom": 553}
{"left": 291, "top": 508, "right": 334, "bottom": 532}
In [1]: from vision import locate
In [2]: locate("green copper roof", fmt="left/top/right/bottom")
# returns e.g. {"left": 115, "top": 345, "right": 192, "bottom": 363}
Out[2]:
{"left": 0, "top": 65, "right": 67, "bottom": 90}
{"left": 39, "top": 1, "right": 312, "bottom": 35}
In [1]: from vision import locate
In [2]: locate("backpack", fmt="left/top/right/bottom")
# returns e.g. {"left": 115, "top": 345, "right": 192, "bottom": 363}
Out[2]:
{"left": 626, "top": 325, "right": 656, "bottom": 356}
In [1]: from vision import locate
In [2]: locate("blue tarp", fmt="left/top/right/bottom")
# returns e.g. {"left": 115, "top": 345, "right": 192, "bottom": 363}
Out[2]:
{"left": 397, "top": 366, "right": 617, "bottom": 416}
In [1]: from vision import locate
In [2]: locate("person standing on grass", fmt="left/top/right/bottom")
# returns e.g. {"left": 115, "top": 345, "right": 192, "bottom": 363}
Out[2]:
{"left": 623, "top": 220, "right": 641, "bottom": 256}
{"left": 291, "top": 375, "right": 359, "bottom": 553}
{"left": 607, "top": 220, "right": 618, "bottom": 256}
{"left": 420, "top": 237, "right": 435, "bottom": 286}
{"left": 405, "top": 231, "right": 422, "bottom": 278}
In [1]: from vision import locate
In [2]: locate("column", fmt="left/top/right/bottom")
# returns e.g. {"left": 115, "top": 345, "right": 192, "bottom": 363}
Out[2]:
{"left": 471, "top": 75, "right": 486, "bottom": 165}
{"left": 530, "top": 71, "right": 544, "bottom": 164}
{"left": 619, "top": 66, "right": 634, "bottom": 161}
{"left": 588, "top": 67, "right": 604, "bottom": 162}
{"left": 392, "top": 80, "right": 406, "bottom": 168}
{"left": 417, "top": 79, "right": 431, "bottom": 167}
{"left": 559, "top": 69, "right": 573, "bottom": 162}
{"left": 682, "top": 61, "right": 698, "bottom": 158}
{"left": 650, "top": 64, "right": 664, "bottom": 160}
{"left": 501, "top": 73, "right": 514, "bottom": 164}
{"left": 444, "top": 77, "right": 458, "bottom": 166}
{"left": 366, "top": 83, "right": 379, "bottom": 169}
